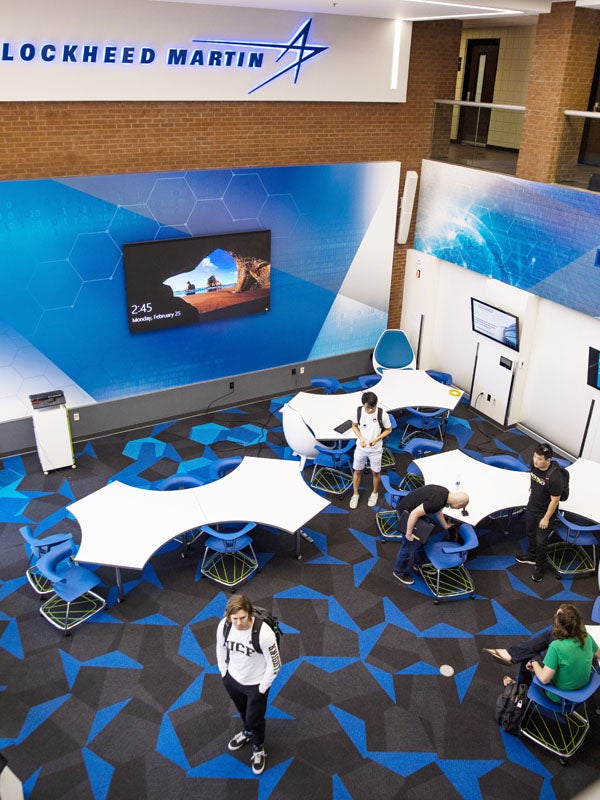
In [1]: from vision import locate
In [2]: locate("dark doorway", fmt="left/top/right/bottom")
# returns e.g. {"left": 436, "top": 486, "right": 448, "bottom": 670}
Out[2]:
{"left": 458, "top": 39, "right": 500, "bottom": 146}
{"left": 579, "top": 43, "right": 600, "bottom": 167}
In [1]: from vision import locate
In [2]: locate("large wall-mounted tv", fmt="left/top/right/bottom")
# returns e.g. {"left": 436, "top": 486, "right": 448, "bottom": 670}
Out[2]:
{"left": 124, "top": 230, "right": 271, "bottom": 333}
{"left": 471, "top": 298, "right": 520, "bottom": 352}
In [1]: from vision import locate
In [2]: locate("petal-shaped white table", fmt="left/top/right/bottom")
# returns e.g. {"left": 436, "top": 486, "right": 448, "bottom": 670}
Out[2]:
{"left": 289, "top": 370, "right": 463, "bottom": 441}
{"left": 69, "top": 456, "right": 329, "bottom": 599}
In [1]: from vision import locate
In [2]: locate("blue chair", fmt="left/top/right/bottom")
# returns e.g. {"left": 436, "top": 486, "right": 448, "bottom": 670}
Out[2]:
{"left": 422, "top": 523, "right": 478, "bottom": 603}
{"left": 157, "top": 474, "right": 204, "bottom": 555}
{"left": 208, "top": 456, "right": 243, "bottom": 482}
{"left": 358, "top": 373, "right": 381, "bottom": 389}
{"left": 547, "top": 510, "right": 600, "bottom": 576}
{"left": 376, "top": 439, "right": 443, "bottom": 538}
{"left": 199, "top": 522, "right": 259, "bottom": 589}
{"left": 520, "top": 671, "right": 600, "bottom": 764}
{"left": 372, "top": 329, "right": 416, "bottom": 373}
{"left": 484, "top": 454, "right": 528, "bottom": 471}
{"left": 19, "top": 525, "right": 74, "bottom": 596}
{"left": 401, "top": 406, "right": 448, "bottom": 446}
{"left": 310, "top": 376, "right": 345, "bottom": 394}
{"left": 36, "top": 541, "right": 105, "bottom": 635}
{"left": 381, "top": 414, "right": 398, "bottom": 470}
{"left": 426, "top": 369, "right": 453, "bottom": 386}
{"left": 310, "top": 440, "right": 355, "bottom": 496}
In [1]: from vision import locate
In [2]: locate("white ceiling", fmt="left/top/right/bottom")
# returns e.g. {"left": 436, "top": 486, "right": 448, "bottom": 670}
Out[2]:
{"left": 158, "top": 0, "right": 600, "bottom": 27}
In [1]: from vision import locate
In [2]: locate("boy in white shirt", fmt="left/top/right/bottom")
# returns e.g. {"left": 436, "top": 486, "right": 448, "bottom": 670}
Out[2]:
{"left": 349, "top": 391, "right": 392, "bottom": 509}
{"left": 216, "top": 595, "right": 281, "bottom": 775}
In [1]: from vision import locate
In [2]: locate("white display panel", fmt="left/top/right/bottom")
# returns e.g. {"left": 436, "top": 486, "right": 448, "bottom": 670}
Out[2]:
{"left": 31, "top": 406, "right": 75, "bottom": 473}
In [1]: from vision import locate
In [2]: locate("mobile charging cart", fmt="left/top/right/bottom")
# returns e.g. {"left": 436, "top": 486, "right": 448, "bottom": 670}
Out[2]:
{"left": 30, "top": 391, "right": 75, "bottom": 474}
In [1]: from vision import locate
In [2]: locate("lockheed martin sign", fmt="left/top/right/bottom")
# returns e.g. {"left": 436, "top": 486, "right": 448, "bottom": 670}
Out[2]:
{"left": 0, "top": 0, "right": 411, "bottom": 102}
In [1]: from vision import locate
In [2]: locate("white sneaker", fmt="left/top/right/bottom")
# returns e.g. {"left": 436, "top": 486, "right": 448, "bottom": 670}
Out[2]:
{"left": 368, "top": 493, "right": 378, "bottom": 507}
{"left": 349, "top": 494, "right": 359, "bottom": 509}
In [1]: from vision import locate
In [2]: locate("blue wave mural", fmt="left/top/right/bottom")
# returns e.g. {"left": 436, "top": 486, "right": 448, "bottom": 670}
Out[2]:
{"left": 414, "top": 161, "right": 600, "bottom": 318}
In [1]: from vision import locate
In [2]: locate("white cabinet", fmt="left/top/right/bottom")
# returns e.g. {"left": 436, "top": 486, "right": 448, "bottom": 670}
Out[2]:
{"left": 31, "top": 405, "right": 75, "bottom": 474}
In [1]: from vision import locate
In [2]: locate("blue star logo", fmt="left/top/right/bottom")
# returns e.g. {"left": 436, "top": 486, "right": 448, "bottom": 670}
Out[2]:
{"left": 193, "top": 18, "right": 328, "bottom": 94}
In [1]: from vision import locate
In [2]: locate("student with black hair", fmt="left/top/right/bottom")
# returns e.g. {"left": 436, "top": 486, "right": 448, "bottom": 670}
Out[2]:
{"left": 349, "top": 391, "right": 392, "bottom": 509}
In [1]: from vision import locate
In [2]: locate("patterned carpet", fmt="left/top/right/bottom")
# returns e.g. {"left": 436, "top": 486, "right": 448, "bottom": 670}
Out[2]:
{"left": 1, "top": 383, "right": 599, "bottom": 800}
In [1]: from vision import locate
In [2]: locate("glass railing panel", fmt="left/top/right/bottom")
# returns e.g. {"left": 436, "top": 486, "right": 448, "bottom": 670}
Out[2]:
{"left": 431, "top": 100, "right": 525, "bottom": 175}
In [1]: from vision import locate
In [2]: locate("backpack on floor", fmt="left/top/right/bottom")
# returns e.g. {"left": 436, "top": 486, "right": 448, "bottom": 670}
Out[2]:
{"left": 223, "top": 605, "right": 282, "bottom": 659}
{"left": 494, "top": 681, "right": 528, "bottom": 735}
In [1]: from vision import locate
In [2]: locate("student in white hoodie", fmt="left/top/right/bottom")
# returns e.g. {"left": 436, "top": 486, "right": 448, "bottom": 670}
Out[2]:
{"left": 216, "top": 594, "right": 281, "bottom": 775}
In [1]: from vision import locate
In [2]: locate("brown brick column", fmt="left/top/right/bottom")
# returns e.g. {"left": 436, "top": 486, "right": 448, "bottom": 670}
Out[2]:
{"left": 517, "top": 1, "right": 600, "bottom": 183}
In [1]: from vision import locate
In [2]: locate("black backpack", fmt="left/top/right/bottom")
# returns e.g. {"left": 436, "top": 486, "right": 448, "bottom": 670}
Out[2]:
{"left": 223, "top": 605, "right": 282, "bottom": 660}
{"left": 494, "top": 681, "right": 528, "bottom": 735}
{"left": 546, "top": 461, "right": 570, "bottom": 501}
{"left": 357, "top": 405, "right": 384, "bottom": 432}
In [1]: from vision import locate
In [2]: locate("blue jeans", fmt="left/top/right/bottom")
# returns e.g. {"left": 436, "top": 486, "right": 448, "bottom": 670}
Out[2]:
{"left": 394, "top": 537, "right": 426, "bottom": 574}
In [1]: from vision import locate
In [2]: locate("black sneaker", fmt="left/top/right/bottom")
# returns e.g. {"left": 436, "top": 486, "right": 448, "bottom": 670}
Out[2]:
{"left": 251, "top": 746, "right": 267, "bottom": 775}
{"left": 393, "top": 571, "right": 414, "bottom": 585}
{"left": 228, "top": 731, "right": 252, "bottom": 751}
{"left": 531, "top": 569, "right": 544, "bottom": 582}
{"left": 515, "top": 552, "right": 536, "bottom": 565}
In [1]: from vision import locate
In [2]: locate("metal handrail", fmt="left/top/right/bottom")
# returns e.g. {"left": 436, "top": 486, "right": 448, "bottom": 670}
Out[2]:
{"left": 434, "top": 99, "right": 525, "bottom": 112}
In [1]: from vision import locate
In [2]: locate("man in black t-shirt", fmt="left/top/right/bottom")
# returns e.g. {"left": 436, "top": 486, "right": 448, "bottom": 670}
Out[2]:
{"left": 515, "top": 442, "right": 563, "bottom": 582}
{"left": 392, "top": 484, "right": 469, "bottom": 585}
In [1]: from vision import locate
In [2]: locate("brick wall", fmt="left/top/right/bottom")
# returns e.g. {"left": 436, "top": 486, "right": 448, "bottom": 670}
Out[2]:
{"left": 518, "top": 3, "right": 600, "bottom": 183}
{"left": 0, "top": 20, "right": 462, "bottom": 327}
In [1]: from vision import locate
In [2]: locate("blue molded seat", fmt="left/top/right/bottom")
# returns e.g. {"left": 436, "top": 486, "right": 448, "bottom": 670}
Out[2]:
{"left": 310, "top": 440, "right": 355, "bottom": 496}
{"left": 200, "top": 522, "right": 259, "bottom": 589}
{"left": 372, "top": 329, "right": 416, "bottom": 373}
{"left": 19, "top": 525, "right": 74, "bottom": 596}
{"left": 358, "top": 373, "right": 381, "bottom": 389}
{"left": 401, "top": 407, "right": 448, "bottom": 446}
{"left": 520, "top": 672, "right": 600, "bottom": 763}
{"left": 484, "top": 454, "right": 528, "bottom": 471}
{"left": 36, "top": 541, "right": 105, "bottom": 635}
{"left": 547, "top": 510, "right": 600, "bottom": 576}
{"left": 310, "top": 376, "right": 345, "bottom": 394}
{"left": 426, "top": 369, "right": 453, "bottom": 386}
{"left": 208, "top": 456, "right": 243, "bottom": 482}
{"left": 423, "top": 523, "right": 478, "bottom": 603}
{"left": 157, "top": 474, "right": 204, "bottom": 554}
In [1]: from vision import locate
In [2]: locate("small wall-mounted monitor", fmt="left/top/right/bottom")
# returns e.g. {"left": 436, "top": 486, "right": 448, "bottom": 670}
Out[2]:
{"left": 124, "top": 229, "right": 271, "bottom": 333}
{"left": 587, "top": 346, "right": 600, "bottom": 389}
{"left": 471, "top": 298, "right": 520, "bottom": 352}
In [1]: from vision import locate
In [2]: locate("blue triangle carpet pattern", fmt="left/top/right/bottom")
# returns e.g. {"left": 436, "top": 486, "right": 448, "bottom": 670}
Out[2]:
{"left": 0, "top": 382, "right": 599, "bottom": 799}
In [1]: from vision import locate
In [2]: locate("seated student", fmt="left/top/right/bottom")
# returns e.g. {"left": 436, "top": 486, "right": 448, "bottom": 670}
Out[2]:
{"left": 484, "top": 603, "right": 600, "bottom": 700}
{"left": 392, "top": 484, "right": 469, "bottom": 585}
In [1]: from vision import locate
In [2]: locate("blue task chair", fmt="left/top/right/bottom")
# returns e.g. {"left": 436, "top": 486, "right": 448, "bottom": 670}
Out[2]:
{"left": 208, "top": 456, "right": 243, "bottom": 482}
{"left": 157, "top": 474, "right": 204, "bottom": 556}
{"left": 547, "top": 510, "right": 600, "bottom": 577}
{"left": 520, "top": 671, "right": 600, "bottom": 764}
{"left": 484, "top": 454, "right": 528, "bottom": 471}
{"left": 358, "top": 373, "right": 381, "bottom": 390}
{"left": 19, "top": 525, "right": 74, "bottom": 596}
{"left": 426, "top": 369, "right": 453, "bottom": 386}
{"left": 376, "top": 438, "right": 444, "bottom": 538}
{"left": 401, "top": 406, "right": 449, "bottom": 446}
{"left": 310, "top": 440, "right": 355, "bottom": 496}
{"left": 200, "top": 522, "right": 259, "bottom": 590}
{"left": 372, "top": 329, "right": 416, "bottom": 373}
{"left": 310, "top": 376, "right": 345, "bottom": 394}
{"left": 422, "top": 522, "right": 478, "bottom": 603}
{"left": 35, "top": 541, "right": 105, "bottom": 635}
